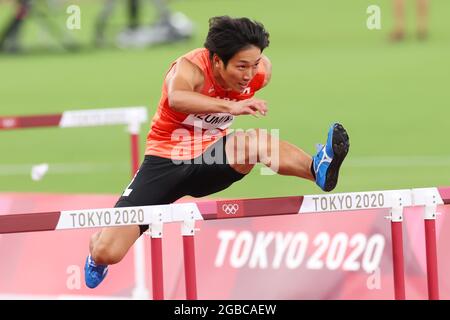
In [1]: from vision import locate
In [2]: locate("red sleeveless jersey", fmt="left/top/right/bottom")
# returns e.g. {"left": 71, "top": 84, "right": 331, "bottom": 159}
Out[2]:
{"left": 145, "top": 48, "right": 267, "bottom": 160}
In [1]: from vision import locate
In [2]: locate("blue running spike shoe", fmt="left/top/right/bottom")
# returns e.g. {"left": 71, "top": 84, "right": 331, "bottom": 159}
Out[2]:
{"left": 84, "top": 255, "right": 109, "bottom": 289}
{"left": 312, "top": 123, "right": 350, "bottom": 192}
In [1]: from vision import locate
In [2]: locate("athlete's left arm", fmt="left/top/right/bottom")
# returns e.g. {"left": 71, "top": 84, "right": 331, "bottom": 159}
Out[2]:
{"left": 261, "top": 55, "right": 272, "bottom": 88}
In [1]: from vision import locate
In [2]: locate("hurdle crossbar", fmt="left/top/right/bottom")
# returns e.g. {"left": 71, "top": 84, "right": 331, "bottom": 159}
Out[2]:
{"left": 0, "top": 107, "right": 148, "bottom": 131}
{"left": 0, "top": 106, "right": 148, "bottom": 174}
{"left": 1, "top": 187, "right": 448, "bottom": 234}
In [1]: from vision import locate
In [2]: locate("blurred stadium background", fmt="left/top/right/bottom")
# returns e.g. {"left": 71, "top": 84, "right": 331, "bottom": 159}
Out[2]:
{"left": 0, "top": 0, "right": 449, "bottom": 300}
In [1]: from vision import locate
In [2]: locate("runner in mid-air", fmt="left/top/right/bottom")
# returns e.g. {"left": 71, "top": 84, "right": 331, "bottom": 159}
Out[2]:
{"left": 85, "top": 16, "right": 350, "bottom": 288}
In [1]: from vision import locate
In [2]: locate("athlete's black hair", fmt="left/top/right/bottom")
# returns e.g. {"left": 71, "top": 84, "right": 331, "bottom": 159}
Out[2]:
{"left": 204, "top": 16, "right": 270, "bottom": 67}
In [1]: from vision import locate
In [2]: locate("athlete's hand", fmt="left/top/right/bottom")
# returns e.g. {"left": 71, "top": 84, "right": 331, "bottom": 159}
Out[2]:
{"left": 229, "top": 98, "right": 268, "bottom": 117}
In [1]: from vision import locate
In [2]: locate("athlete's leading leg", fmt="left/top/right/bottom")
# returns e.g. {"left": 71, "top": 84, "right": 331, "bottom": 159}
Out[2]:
{"left": 225, "top": 123, "right": 349, "bottom": 192}
{"left": 225, "top": 128, "right": 314, "bottom": 180}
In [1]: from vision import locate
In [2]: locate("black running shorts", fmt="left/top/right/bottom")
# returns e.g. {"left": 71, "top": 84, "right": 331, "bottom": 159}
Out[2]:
{"left": 114, "top": 134, "right": 246, "bottom": 235}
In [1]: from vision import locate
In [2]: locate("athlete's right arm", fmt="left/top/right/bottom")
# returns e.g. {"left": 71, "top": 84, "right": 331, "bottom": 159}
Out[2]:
{"left": 167, "top": 58, "right": 267, "bottom": 117}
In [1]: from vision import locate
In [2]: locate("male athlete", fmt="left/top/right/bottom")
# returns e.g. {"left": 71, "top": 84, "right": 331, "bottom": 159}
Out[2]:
{"left": 85, "top": 16, "right": 350, "bottom": 288}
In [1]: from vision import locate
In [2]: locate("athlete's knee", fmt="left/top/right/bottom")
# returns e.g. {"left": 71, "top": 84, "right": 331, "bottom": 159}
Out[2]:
{"left": 240, "top": 129, "right": 260, "bottom": 164}
{"left": 249, "top": 128, "right": 272, "bottom": 164}
{"left": 227, "top": 129, "right": 272, "bottom": 165}
{"left": 91, "top": 241, "right": 125, "bottom": 265}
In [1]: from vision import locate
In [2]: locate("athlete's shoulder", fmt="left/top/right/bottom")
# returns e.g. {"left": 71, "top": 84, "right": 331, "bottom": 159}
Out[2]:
{"left": 179, "top": 48, "right": 210, "bottom": 68}
{"left": 182, "top": 47, "right": 209, "bottom": 58}
{"left": 165, "top": 49, "right": 207, "bottom": 93}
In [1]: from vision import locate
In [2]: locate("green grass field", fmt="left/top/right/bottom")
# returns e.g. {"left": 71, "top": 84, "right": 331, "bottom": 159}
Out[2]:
{"left": 0, "top": 0, "right": 449, "bottom": 199}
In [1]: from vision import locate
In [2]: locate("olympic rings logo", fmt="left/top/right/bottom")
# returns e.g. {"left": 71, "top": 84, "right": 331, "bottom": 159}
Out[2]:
{"left": 222, "top": 204, "right": 239, "bottom": 215}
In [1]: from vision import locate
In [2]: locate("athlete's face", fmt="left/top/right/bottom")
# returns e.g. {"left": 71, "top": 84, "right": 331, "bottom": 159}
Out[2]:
{"left": 214, "top": 45, "right": 262, "bottom": 93}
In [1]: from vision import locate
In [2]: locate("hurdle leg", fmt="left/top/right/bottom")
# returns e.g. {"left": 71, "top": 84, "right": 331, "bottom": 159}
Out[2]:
{"left": 389, "top": 193, "right": 406, "bottom": 300}
{"left": 150, "top": 211, "right": 164, "bottom": 300}
{"left": 424, "top": 219, "right": 439, "bottom": 299}
{"left": 183, "top": 235, "right": 197, "bottom": 300}
{"left": 390, "top": 221, "right": 406, "bottom": 300}
{"left": 128, "top": 124, "right": 141, "bottom": 175}
{"left": 151, "top": 238, "right": 164, "bottom": 299}
{"left": 422, "top": 193, "right": 440, "bottom": 300}
{"left": 412, "top": 189, "right": 441, "bottom": 300}
{"left": 182, "top": 211, "right": 198, "bottom": 300}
